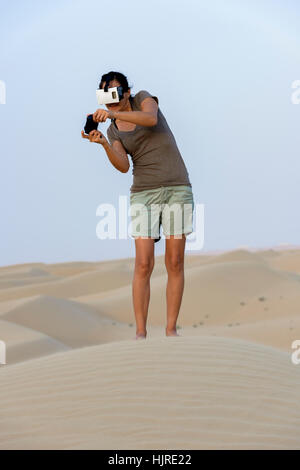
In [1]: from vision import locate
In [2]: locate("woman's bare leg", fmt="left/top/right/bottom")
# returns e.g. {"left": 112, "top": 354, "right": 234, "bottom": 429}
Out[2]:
{"left": 165, "top": 234, "right": 186, "bottom": 336}
{"left": 132, "top": 237, "right": 155, "bottom": 337}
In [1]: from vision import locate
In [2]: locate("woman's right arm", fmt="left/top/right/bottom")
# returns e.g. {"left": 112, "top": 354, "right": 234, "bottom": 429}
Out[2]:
{"left": 103, "top": 140, "right": 130, "bottom": 174}
{"left": 81, "top": 130, "right": 130, "bottom": 173}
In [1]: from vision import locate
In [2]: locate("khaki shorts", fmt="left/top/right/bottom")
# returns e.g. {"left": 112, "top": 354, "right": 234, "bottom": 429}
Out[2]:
{"left": 129, "top": 185, "right": 194, "bottom": 243}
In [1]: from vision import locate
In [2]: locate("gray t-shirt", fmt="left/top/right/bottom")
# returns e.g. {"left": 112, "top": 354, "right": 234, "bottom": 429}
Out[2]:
{"left": 106, "top": 90, "right": 192, "bottom": 193}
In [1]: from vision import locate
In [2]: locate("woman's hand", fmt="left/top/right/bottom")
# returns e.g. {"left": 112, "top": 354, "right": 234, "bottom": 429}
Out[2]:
{"left": 93, "top": 108, "right": 114, "bottom": 123}
{"left": 81, "top": 129, "right": 108, "bottom": 146}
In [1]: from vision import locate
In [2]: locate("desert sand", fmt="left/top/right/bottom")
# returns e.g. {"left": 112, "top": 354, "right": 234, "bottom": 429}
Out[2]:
{"left": 0, "top": 247, "right": 300, "bottom": 449}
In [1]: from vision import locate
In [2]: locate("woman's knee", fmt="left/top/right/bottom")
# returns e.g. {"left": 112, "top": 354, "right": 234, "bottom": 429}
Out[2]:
{"left": 135, "top": 258, "right": 154, "bottom": 278}
{"left": 165, "top": 254, "right": 184, "bottom": 273}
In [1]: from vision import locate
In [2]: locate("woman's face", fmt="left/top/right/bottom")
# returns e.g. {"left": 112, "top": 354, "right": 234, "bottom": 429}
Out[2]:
{"left": 101, "top": 79, "right": 131, "bottom": 112}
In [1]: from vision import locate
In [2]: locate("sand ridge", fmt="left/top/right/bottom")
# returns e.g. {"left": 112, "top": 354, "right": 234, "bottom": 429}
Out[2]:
{"left": 0, "top": 336, "right": 299, "bottom": 450}
{"left": 0, "top": 247, "right": 300, "bottom": 449}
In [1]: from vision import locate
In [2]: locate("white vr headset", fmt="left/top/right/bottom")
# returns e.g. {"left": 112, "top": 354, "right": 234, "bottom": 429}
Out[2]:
{"left": 96, "top": 86, "right": 124, "bottom": 106}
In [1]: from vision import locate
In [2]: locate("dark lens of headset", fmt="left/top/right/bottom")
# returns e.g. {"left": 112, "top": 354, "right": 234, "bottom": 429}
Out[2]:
{"left": 117, "top": 86, "right": 124, "bottom": 100}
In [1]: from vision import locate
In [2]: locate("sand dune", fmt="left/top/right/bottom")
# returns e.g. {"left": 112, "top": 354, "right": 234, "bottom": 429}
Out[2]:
{"left": 0, "top": 265, "right": 59, "bottom": 290}
{"left": 0, "top": 319, "right": 70, "bottom": 364}
{"left": 200, "top": 248, "right": 268, "bottom": 265}
{"left": 0, "top": 266, "right": 52, "bottom": 279}
{"left": 0, "top": 259, "right": 172, "bottom": 303}
{"left": 1, "top": 295, "right": 132, "bottom": 348}
{"left": 0, "top": 336, "right": 299, "bottom": 450}
{"left": 0, "top": 247, "right": 300, "bottom": 449}
{"left": 0, "top": 275, "right": 61, "bottom": 291}
{"left": 0, "top": 268, "right": 134, "bottom": 302}
{"left": 268, "top": 251, "right": 300, "bottom": 274}
{"left": 74, "top": 258, "right": 297, "bottom": 327}
{"left": 258, "top": 249, "right": 281, "bottom": 259}
{"left": 182, "top": 312, "right": 300, "bottom": 352}
{"left": 0, "top": 263, "right": 46, "bottom": 273}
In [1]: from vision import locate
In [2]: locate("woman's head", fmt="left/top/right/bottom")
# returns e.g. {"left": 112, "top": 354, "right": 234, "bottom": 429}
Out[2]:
{"left": 99, "top": 71, "right": 133, "bottom": 112}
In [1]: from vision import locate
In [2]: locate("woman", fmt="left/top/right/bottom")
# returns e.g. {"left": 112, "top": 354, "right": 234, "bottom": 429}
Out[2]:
{"left": 81, "top": 71, "right": 194, "bottom": 339}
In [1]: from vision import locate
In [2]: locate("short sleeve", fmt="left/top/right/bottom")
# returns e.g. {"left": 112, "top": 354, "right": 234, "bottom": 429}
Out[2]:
{"left": 134, "top": 90, "right": 159, "bottom": 109}
{"left": 106, "top": 124, "right": 121, "bottom": 146}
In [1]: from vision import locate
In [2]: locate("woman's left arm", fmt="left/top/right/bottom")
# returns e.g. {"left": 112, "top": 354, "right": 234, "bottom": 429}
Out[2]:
{"left": 93, "top": 98, "right": 158, "bottom": 126}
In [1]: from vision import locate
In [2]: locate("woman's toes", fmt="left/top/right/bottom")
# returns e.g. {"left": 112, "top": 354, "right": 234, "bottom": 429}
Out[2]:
{"left": 134, "top": 334, "right": 146, "bottom": 340}
{"left": 166, "top": 329, "right": 180, "bottom": 337}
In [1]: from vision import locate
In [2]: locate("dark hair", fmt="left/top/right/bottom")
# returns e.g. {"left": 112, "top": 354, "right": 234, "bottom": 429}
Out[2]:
{"left": 99, "top": 71, "right": 133, "bottom": 96}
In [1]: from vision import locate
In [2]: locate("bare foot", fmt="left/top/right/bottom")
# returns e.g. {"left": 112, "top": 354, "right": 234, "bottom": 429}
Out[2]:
{"left": 134, "top": 333, "right": 147, "bottom": 340}
{"left": 166, "top": 328, "right": 181, "bottom": 337}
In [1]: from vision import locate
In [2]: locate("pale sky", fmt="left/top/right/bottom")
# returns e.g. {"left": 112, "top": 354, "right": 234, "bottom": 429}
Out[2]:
{"left": 1, "top": 0, "right": 300, "bottom": 266}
